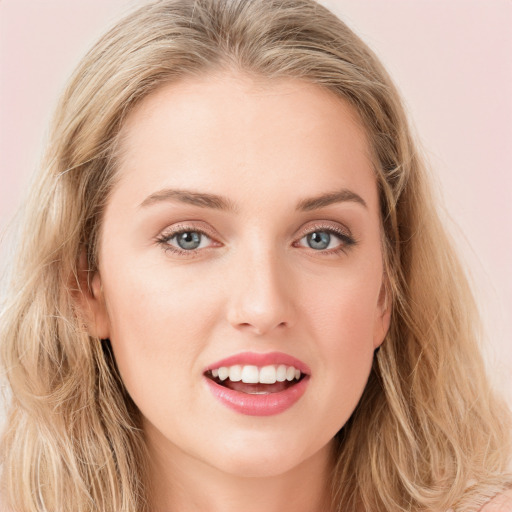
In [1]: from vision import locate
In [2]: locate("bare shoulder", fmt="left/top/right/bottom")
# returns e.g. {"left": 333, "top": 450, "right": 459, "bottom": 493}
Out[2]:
{"left": 480, "top": 490, "right": 512, "bottom": 511}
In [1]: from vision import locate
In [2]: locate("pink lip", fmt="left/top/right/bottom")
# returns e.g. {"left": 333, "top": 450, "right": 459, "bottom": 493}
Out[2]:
{"left": 204, "top": 351, "right": 311, "bottom": 375}
{"left": 203, "top": 351, "right": 311, "bottom": 416}
{"left": 204, "top": 376, "right": 309, "bottom": 416}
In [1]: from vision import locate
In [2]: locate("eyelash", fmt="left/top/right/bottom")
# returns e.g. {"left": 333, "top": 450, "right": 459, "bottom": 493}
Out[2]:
{"left": 155, "top": 224, "right": 219, "bottom": 258}
{"left": 155, "top": 223, "right": 357, "bottom": 258}
{"left": 294, "top": 223, "right": 356, "bottom": 255}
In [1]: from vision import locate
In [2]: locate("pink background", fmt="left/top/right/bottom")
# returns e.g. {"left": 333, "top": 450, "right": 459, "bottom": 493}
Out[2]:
{"left": 1, "top": 0, "right": 511, "bottom": 417}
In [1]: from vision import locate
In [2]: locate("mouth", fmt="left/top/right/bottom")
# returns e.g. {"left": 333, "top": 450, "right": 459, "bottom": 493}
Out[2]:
{"left": 205, "top": 364, "right": 306, "bottom": 395}
{"left": 203, "top": 352, "right": 310, "bottom": 416}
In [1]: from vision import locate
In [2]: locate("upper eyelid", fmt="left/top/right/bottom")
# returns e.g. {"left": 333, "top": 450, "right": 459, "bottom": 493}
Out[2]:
{"left": 157, "top": 220, "right": 353, "bottom": 246}
{"left": 297, "top": 221, "right": 353, "bottom": 240}
{"left": 159, "top": 222, "right": 217, "bottom": 239}
{"left": 156, "top": 227, "right": 218, "bottom": 256}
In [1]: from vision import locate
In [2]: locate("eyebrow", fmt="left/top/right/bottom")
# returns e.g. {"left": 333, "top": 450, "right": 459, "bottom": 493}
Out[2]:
{"left": 139, "top": 188, "right": 239, "bottom": 212}
{"left": 296, "top": 189, "right": 367, "bottom": 211}
{"left": 139, "top": 187, "right": 367, "bottom": 212}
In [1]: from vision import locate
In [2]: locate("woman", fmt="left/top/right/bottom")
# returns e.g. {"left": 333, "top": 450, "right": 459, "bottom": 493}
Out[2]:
{"left": 1, "top": 0, "right": 511, "bottom": 510}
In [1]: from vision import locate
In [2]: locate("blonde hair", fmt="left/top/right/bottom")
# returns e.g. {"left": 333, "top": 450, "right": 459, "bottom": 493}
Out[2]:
{"left": 1, "top": 0, "right": 511, "bottom": 510}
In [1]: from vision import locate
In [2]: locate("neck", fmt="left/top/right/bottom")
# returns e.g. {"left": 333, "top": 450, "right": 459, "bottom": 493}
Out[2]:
{"left": 146, "top": 427, "right": 335, "bottom": 512}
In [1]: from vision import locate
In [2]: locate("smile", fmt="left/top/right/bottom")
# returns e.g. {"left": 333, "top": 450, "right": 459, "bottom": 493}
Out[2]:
{"left": 207, "top": 364, "right": 303, "bottom": 393}
{"left": 203, "top": 352, "right": 310, "bottom": 416}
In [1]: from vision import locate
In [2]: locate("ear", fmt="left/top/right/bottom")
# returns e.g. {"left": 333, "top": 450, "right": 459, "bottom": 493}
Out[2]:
{"left": 373, "top": 276, "right": 391, "bottom": 349}
{"left": 75, "top": 249, "right": 110, "bottom": 340}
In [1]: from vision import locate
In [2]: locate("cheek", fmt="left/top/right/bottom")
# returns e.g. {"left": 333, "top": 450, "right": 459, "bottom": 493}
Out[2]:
{"left": 300, "top": 266, "right": 381, "bottom": 410}
{"left": 100, "top": 260, "right": 223, "bottom": 405}
{"left": 104, "top": 255, "right": 221, "bottom": 338}
{"left": 304, "top": 268, "right": 381, "bottom": 349}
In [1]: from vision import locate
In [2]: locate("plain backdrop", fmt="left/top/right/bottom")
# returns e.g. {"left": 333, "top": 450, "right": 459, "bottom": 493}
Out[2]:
{"left": 1, "top": 0, "right": 511, "bottom": 428}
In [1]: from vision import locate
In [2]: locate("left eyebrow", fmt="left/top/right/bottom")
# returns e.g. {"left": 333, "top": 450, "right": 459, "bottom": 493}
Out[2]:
{"left": 296, "top": 188, "right": 367, "bottom": 211}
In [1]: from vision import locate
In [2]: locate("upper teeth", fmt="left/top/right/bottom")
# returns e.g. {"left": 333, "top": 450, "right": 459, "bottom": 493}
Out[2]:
{"left": 211, "top": 365, "right": 302, "bottom": 384}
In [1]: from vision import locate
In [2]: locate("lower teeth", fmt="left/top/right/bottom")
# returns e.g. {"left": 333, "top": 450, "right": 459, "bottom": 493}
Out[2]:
{"left": 211, "top": 376, "right": 297, "bottom": 394}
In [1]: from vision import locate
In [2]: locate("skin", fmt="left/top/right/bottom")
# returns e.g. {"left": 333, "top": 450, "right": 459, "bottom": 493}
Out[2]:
{"left": 480, "top": 490, "right": 512, "bottom": 511}
{"left": 83, "top": 70, "right": 391, "bottom": 512}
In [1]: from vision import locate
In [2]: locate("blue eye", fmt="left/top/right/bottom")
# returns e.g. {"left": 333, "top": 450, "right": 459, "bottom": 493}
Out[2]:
{"left": 157, "top": 228, "right": 214, "bottom": 254}
{"left": 157, "top": 224, "right": 355, "bottom": 258}
{"left": 175, "top": 231, "right": 202, "bottom": 250}
{"left": 306, "top": 231, "right": 331, "bottom": 250}
{"left": 296, "top": 226, "right": 356, "bottom": 254}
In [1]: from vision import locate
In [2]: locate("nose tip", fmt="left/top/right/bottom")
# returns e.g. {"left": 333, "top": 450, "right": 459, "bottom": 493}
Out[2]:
{"left": 230, "top": 316, "right": 289, "bottom": 337}
{"left": 228, "top": 307, "right": 291, "bottom": 337}
{"left": 226, "top": 259, "right": 295, "bottom": 336}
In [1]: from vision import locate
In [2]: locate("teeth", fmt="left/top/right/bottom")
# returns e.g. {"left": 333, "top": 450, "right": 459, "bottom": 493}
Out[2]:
{"left": 218, "top": 367, "right": 229, "bottom": 381}
{"left": 210, "top": 364, "right": 303, "bottom": 384}
{"left": 259, "top": 365, "right": 277, "bottom": 384}
{"left": 241, "top": 365, "right": 259, "bottom": 384}
{"left": 276, "top": 365, "right": 287, "bottom": 382}
{"left": 229, "top": 365, "right": 242, "bottom": 382}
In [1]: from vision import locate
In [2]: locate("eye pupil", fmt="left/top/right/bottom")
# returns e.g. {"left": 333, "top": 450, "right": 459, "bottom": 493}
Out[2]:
{"left": 177, "top": 231, "right": 201, "bottom": 250}
{"left": 307, "top": 231, "right": 330, "bottom": 250}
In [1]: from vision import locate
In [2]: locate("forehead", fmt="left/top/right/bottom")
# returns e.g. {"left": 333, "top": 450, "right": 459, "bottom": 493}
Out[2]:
{"left": 113, "top": 71, "right": 378, "bottom": 213}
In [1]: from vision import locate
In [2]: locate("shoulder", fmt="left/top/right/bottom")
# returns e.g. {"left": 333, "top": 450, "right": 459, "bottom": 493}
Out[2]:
{"left": 479, "top": 490, "right": 512, "bottom": 511}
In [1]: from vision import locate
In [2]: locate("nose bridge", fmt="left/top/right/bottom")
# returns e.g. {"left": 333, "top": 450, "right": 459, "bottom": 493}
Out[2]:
{"left": 226, "top": 237, "right": 294, "bottom": 335}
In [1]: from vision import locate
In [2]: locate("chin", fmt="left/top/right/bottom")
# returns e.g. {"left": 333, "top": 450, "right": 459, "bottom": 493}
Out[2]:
{"left": 202, "top": 432, "right": 332, "bottom": 479}
{"left": 213, "top": 451, "right": 307, "bottom": 479}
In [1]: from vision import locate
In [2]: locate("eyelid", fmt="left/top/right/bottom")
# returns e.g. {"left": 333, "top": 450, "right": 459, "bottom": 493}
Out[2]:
{"left": 156, "top": 220, "right": 356, "bottom": 258}
{"left": 156, "top": 222, "right": 222, "bottom": 257}
{"left": 158, "top": 221, "right": 218, "bottom": 241}
{"left": 293, "top": 221, "right": 357, "bottom": 254}
{"left": 296, "top": 221, "right": 353, "bottom": 240}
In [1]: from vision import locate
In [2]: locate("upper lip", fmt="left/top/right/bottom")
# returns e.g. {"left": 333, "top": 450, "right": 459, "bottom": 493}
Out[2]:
{"left": 204, "top": 351, "right": 311, "bottom": 375}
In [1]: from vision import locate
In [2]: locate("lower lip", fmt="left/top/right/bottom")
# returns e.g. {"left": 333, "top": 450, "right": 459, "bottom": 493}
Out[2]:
{"left": 204, "top": 376, "right": 309, "bottom": 416}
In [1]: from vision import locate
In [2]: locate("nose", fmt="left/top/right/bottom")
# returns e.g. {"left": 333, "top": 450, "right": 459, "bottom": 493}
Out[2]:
{"left": 226, "top": 247, "right": 296, "bottom": 336}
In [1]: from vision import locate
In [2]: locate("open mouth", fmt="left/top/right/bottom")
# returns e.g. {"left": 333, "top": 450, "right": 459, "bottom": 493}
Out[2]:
{"left": 204, "top": 355, "right": 311, "bottom": 415}
{"left": 205, "top": 364, "right": 306, "bottom": 395}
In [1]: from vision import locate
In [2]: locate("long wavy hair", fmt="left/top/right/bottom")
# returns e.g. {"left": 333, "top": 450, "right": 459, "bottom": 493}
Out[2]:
{"left": 1, "top": 0, "right": 511, "bottom": 510}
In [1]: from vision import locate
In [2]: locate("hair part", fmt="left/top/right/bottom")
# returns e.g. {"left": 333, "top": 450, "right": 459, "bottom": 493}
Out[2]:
{"left": 1, "top": 0, "right": 511, "bottom": 510}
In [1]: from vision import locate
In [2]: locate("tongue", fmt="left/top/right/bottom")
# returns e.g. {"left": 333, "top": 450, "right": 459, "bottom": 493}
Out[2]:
{"left": 223, "top": 380, "right": 293, "bottom": 394}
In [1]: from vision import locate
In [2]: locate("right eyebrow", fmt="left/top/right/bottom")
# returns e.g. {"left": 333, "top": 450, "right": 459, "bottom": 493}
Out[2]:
{"left": 296, "top": 188, "right": 367, "bottom": 211}
{"left": 139, "top": 188, "right": 239, "bottom": 213}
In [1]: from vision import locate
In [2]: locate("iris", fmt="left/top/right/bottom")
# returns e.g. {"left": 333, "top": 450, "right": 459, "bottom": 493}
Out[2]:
{"left": 307, "top": 231, "right": 331, "bottom": 250}
{"left": 177, "top": 231, "right": 202, "bottom": 250}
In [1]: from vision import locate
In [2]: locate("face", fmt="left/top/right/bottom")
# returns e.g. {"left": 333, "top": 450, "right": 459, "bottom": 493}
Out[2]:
{"left": 85, "top": 71, "right": 390, "bottom": 479}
